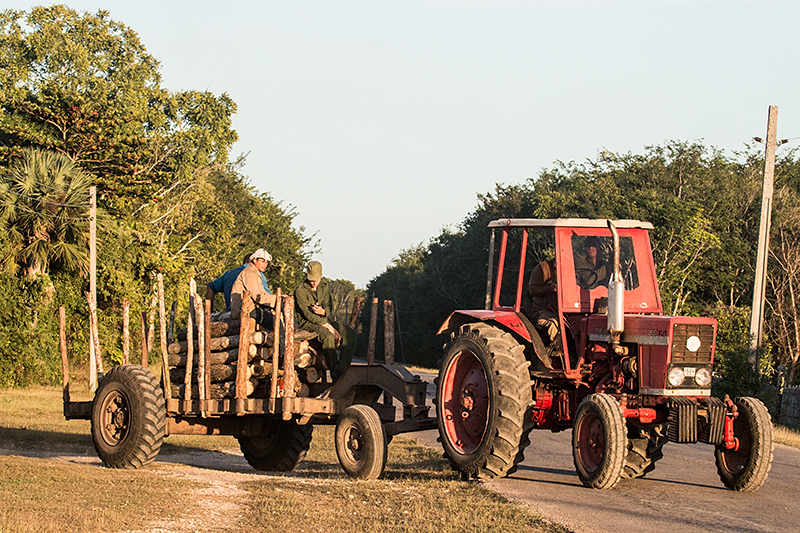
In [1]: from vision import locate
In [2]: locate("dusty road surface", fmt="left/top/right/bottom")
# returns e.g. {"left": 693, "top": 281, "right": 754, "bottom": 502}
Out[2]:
{"left": 408, "top": 368, "right": 800, "bottom": 533}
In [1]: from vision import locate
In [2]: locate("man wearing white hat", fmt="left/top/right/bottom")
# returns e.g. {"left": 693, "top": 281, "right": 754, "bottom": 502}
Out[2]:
{"left": 231, "top": 248, "right": 277, "bottom": 327}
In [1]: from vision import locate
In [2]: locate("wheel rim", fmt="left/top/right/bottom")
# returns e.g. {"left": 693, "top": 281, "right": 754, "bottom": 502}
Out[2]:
{"left": 99, "top": 390, "right": 130, "bottom": 446}
{"left": 719, "top": 413, "right": 753, "bottom": 474}
{"left": 342, "top": 423, "right": 365, "bottom": 466}
{"left": 577, "top": 412, "right": 605, "bottom": 472}
{"left": 441, "top": 349, "right": 489, "bottom": 455}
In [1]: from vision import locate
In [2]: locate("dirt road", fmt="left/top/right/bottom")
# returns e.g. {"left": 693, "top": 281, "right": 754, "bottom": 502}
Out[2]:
{"left": 408, "top": 369, "right": 800, "bottom": 533}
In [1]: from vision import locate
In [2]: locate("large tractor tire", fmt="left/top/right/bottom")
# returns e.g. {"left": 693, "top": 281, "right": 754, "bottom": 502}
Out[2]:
{"left": 621, "top": 421, "right": 668, "bottom": 479}
{"left": 572, "top": 393, "right": 627, "bottom": 489}
{"left": 91, "top": 365, "right": 165, "bottom": 469}
{"left": 715, "top": 396, "right": 773, "bottom": 492}
{"left": 237, "top": 419, "right": 313, "bottom": 472}
{"left": 335, "top": 404, "right": 388, "bottom": 480}
{"left": 436, "top": 323, "right": 532, "bottom": 479}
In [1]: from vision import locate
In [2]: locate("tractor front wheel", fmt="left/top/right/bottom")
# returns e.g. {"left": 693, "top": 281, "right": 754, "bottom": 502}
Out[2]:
{"left": 714, "top": 396, "right": 773, "bottom": 492}
{"left": 436, "top": 323, "right": 532, "bottom": 479}
{"left": 572, "top": 393, "right": 627, "bottom": 489}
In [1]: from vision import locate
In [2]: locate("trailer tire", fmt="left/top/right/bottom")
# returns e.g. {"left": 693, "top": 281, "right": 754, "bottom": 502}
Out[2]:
{"left": 715, "top": 396, "right": 773, "bottom": 492}
{"left": 335, "top": 404, "right": 388, "bottom": 480}
{"left": 436, "top": 323, "right": 532, "bottom": 479}
{"left": 238, "top": 419, "right": 313, "bottom": 472}
{"left": 91, "top": 365, "right": 165, "bottom": 469}
{"left": 572, "top": 393, "right": 627, "bottom": 489}
{"left": 622, "top": 422, "right": 668, "bottom": 479}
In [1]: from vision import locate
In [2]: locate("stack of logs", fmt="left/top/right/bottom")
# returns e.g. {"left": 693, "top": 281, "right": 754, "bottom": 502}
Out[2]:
{"left": 168, "top": 317, "right": 324, "bottom": 400}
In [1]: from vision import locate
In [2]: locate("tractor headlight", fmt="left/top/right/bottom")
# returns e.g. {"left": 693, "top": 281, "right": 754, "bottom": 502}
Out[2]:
{"left": 667, "top": 367, "right": 685, "bottom": 387}
{"left": 686, "top": 335, "right": 701, "bottom": 352}
{"left": 694, "top": 367, "right": 712, "bottom": 387}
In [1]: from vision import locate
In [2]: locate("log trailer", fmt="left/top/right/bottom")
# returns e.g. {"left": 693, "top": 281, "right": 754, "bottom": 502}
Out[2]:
{"left": 436, "top": 218, "right": 774, "bottom": 491}
{"left": 61, "top": 289, "right": 435, "bottom": 480}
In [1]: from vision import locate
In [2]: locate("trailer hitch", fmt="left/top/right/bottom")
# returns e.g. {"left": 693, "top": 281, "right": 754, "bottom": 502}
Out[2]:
{"left": 722, "top": 394, "right": 740, "bottom": 451}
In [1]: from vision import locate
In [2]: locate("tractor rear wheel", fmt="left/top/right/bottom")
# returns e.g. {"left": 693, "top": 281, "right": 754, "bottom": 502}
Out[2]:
{"left": 622, "top": 422, "right": 668, "bottom": 479}
{"left": 335, "top": 404, "right": 388, "bottom": 480}
{"left": 436, "top": 323, "right": 532, "bottom": 479}
{"left": 91, "top": 365, "right": 165, "bottom": 468}
{"left": 237, "top": 419, "right": 313, "bottom": 472}
{"left": 715, "top": 396, "right": 773, "bottom": 492}
{"left": 572, "top": 393, "right": 627, "bottom": 489}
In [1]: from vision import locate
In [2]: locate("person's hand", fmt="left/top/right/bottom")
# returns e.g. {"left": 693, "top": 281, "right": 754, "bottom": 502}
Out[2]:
{"left": 311, "top": 303, "right": 325, "bottom": 316}
{"left": 323, "top": 323, "right": 341, "bottom": 342}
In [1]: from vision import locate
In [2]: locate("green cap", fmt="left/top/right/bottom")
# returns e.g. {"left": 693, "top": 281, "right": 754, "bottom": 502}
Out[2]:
{"left": 306, "top": 261, "right": 323, "bottom": 282}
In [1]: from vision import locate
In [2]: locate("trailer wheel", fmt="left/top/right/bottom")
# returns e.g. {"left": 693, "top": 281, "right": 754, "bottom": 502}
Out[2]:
{"left": 91, "top": 365, "right": 165, "bottom": 469}
{"left": 238, "top": 419, "right": 313, "bottom": 472}
{"left": 622, "top": 422, "right": 668, "bottom": 479}
{"left": 715, "top": 396, "right": 773, "bottom": 492}
{"left": 572, "top": 393, "right": 627, "bottom": 489}
{"left": 335, "top": 404, "right": 387, "bottom": 480}
{"left": 436, "top": 323, "right": 532, "bottom": 479}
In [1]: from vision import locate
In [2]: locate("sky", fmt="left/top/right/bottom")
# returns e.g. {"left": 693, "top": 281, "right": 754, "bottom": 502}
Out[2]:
{"left": 7, "top": 1, "right": 800, "bottom": 287}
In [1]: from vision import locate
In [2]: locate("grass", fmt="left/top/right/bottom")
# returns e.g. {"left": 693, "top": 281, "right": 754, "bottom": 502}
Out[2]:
{"left": 774, "top": 424, "right": 800, "bottom": 448}
{"left": 0, "top": 385, "right": 568, "bottom": 533}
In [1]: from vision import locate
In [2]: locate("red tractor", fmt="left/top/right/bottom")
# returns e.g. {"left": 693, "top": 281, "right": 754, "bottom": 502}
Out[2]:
{"left": 435, "top": 218, "right": 773, "bottom": 491}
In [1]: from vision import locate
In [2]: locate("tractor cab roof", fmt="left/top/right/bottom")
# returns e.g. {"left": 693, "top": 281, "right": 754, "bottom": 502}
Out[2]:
{"left": 488, "top": 218, "right": 654, "bottom": 230}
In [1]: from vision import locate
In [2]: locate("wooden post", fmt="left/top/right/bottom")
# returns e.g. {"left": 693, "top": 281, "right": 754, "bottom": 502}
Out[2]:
{"left": 122, "top": 299, "right": 130, "bottom": 365}
{"left": 147, "top": 288, "right": 157, "bottom": 354}
{"left": 270, "top": 288, "right": 282, "bottom": 413}
{"left": 157, "top": 273, "right": 171, "bottom": 401}
{"left": 204, "top": 299, "right": 212, "bottom": 414}
{"left": 348, "top": 296, "right": 365, "bottom": 330}
{"left": 85, "top": 291, "right": 104, "bottom": 377}
{"left": 282, "top": 295, "right": 295, "bottom": 421}
{"left": 383, "top": 300, "right": 395, "bottom": 365}
{"left": 167, "top": 300, "right": 178, "bottom": 345}
{"left": 185, "top": 278, "right": 196, "bottom": 410}
{"left": 140, "top": 311, "right": 148, "bottom": 368}
{"left": 89, "top": 186, "right": 97, "bottom": 391}
{"left": 236, "top": 290, "right": 255, "bottom": 413}
{"left": 59, "top": 306, "right": 70, "bottom": 407}
{"left": 367, "top": 297, "right": 378, "bottom": 365}
{"left": 749, "top": 105, "right": 779, "bottom": 371}
{"left": 192, "top": 288, "right": 206, "bottom": 410}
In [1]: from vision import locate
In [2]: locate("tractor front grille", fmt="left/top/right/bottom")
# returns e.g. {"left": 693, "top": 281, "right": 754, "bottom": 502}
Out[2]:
{"left": 671, "top": 323, "right": 715, "bottom": 365}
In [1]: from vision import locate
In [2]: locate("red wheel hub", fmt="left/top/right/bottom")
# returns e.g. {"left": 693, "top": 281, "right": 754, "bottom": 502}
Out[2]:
{"left": 577, "top": 413, "right": 604, "bottom": 472}
{"left": 441, "top": 350, "right": 489, "bottom": 454}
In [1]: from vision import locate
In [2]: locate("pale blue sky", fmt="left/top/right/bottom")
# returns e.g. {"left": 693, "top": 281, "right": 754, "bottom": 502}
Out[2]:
{"left": 7, "top": 1, "right": 800, "bottom": 286}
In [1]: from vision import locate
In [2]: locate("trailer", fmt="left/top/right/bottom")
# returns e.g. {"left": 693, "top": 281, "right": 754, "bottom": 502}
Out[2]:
{"left": 61, "top": 290, "right": 436, "bottom": 479}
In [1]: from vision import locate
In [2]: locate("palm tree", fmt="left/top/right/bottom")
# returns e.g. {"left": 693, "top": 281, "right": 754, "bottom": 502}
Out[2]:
{"left": 0, "top": 148, "right": 92, "bottom": 278}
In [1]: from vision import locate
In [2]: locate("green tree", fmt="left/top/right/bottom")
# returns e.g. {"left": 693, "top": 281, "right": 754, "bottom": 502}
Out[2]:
{"left": 0, "top": 147, "right": 90, "bottom": 278}
{"left": 0, "top": 5, "right": 237, "bottom": 212}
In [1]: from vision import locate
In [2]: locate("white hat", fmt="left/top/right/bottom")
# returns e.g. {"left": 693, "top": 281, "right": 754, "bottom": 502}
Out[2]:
{"left": 251, "top": 248, "right": 272, "bottom": 262}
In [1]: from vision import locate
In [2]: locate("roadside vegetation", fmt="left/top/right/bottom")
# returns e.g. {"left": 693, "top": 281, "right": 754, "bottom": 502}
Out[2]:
{"left": 0, "top": 386, "right": 568, "bottom": 533}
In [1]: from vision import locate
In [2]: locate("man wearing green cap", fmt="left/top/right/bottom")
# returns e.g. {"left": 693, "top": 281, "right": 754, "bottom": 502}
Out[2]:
{"left": 294, "top": 261, "right": 355, "bottom": 381}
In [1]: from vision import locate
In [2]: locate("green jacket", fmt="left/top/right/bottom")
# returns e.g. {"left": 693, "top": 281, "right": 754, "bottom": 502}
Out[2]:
{"left": 294, "top": 278, "right": 334, "bottom": 329}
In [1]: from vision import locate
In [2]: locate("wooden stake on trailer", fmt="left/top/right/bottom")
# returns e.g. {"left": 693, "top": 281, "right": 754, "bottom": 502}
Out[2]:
{"left": 122, "top": 299, "right": 130, "bottom": 365}
{"left": 204, "top": 298, "right": 212, "bottom": 416}
{"left": 59, "top": 306, "right": 70, "bottom": 408}
{"left": 367, "top": 297, "right": 378, "bottom": 365}
{"left": 85, "top": 291, "right": 105, "bottom": 377}
{"left": 168, "top": 300, "right": 178, "bottom": 345}
{"left": 270, "top": 288, "right": 282, "bottom": 413}
{"left": 282, "top": 294, "right": 296, "bottom": 421}
{"left": 236, "top": 290, "right": 255, "bottom": 413}
{"left": 384, "top": 300, "right": 395, "bottom": 365}
{"left": 192, "top": 288, "right": 206, "bottom": 411}
{"left": 185, "top": 278, "right": 196, "bottom": 411}
{"left": 157, "top": 273, "right": 171, "bottom": 401}
{"left": 348, "top": 296, "right": 365, "bottom": 330}
{"left": 140, "top": 311, "right": 148, "bottom": 368}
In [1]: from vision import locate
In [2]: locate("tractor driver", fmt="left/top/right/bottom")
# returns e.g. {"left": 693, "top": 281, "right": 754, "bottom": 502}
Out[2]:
{"left": 575, "top": 236, "right": 609, "bottom": 290}
{"left": 527, "top": 256, "right": 559, "bottom": 344}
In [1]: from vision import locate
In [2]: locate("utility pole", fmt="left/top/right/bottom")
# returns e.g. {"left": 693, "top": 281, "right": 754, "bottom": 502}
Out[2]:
{"left": 748, "top": 105, "right": 778, "bottom": 371}
{"left": 89, "top": 186, "right": 98, "bottom": 390}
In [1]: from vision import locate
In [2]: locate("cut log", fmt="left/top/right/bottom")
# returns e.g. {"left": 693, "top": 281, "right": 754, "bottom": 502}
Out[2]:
{"left": 168, "top": 348, "right": 257, "bottom": 367}
{"left": 177, "top": 319, "right": 241, "bottom": 341}
{"left": 170, "top": 378, "right": 256, "bottom": 400}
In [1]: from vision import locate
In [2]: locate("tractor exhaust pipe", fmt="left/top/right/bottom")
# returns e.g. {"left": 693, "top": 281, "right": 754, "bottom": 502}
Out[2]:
{"left": 607, "top": 220, "right": 625, "bottom": 354}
